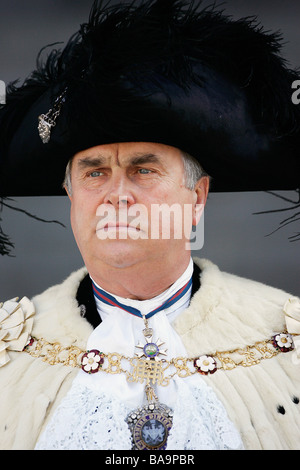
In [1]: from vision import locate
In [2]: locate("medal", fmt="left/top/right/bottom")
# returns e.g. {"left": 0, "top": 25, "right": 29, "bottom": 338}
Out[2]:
{"left": 126, "top": 315, "right": 174, "bottom": 450}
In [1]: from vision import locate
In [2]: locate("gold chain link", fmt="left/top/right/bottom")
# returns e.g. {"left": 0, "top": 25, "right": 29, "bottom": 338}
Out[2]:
{"left": 23, "top": 332, "right": 293, "bottom": 386}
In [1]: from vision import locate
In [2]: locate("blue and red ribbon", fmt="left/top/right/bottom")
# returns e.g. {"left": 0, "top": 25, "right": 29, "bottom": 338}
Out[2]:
{"left": 92, "top": 276, "right": 193, "bottom": 319}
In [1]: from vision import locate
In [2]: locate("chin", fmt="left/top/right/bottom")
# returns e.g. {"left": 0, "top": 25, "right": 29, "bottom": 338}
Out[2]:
{"left": 94, "top": 240, "right": 147, "bottom": 269}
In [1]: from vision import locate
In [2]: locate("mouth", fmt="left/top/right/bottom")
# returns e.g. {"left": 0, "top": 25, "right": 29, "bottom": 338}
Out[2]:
{"left": 101, "top": 222, "right": 141, "bottom": 230}
{"left": 96, "top": 222, "right": 143, "bottom": 234}
{"left": 95, "top": 222, "right": 144, "bottom": 240}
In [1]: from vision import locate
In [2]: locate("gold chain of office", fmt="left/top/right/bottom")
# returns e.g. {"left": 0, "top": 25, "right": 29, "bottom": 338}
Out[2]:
{"left": 23, "top": 331, "right": 295, "bottom": 386}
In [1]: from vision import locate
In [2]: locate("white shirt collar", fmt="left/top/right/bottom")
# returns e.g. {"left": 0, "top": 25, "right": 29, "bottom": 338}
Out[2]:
{"left": 91, "top": 257, "right": 193, "bottom": 322}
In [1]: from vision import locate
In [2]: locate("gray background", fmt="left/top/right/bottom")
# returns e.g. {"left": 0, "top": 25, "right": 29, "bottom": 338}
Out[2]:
{"left": 0, "top": 0, "right": 299, "bottom": 299}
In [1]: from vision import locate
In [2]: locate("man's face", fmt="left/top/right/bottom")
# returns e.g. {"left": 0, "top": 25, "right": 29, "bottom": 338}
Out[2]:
{"left": 67, "top": 142, "right": 208, "bottom": 271}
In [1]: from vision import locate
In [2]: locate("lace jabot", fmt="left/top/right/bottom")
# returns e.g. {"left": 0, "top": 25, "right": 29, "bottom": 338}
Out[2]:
{"left": 35, "top": 377, "right": 243, "bottom": 450}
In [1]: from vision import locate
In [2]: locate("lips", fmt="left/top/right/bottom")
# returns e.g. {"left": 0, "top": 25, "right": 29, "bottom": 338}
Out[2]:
{"left": 95, "top": 219, "right": 146, "bottom": 238}
{"left": 100, "top": 222, "right": 141, "bottom": 231}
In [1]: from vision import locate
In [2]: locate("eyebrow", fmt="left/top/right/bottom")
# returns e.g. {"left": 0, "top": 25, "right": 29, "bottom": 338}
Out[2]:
{"left": 129, "top": 153, "right": 161, "bottom": 166}
{"left": 77, "top": 156, "right": 106, "bottom": 169}
{"left": 77, "top": 153, "right": 161, "bottom": 169}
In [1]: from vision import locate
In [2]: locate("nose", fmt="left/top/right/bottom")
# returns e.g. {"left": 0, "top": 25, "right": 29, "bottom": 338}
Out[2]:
{"left": 103, "top": 170, "right": 135, "bottom": 208}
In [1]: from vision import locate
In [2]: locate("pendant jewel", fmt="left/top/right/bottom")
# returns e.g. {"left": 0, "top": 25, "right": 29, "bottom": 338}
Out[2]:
{"left": 126, "top": 392, "right": 173, "bottom": 450}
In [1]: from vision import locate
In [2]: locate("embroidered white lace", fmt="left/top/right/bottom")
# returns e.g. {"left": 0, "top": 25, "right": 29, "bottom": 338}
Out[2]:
{"left": 35, "top": 377, "right": 243, "bottom": 450}
{"left": 35, "top": 383, "right": 133, "bottom": 450}
{"left": 167, "top": 378, "right": 244, "bottom": 450}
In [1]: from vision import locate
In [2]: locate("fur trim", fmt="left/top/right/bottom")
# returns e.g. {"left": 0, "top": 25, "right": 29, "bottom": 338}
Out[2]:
{"left": 173, "top": 257, "right": 290, "bottom": 356}
{"left": 32, "top": 266, "right": 91, "bottom": 349}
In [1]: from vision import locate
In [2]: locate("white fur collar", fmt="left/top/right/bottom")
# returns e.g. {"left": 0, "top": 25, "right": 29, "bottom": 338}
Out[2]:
{"left": 31, "top": 267, "right": 92, "bottom": 349}
{"left": 30, "top": 259, "right": 290, "bottom": 357}
{"left": 174, "top": 258, "right": 289, "bottom": 356}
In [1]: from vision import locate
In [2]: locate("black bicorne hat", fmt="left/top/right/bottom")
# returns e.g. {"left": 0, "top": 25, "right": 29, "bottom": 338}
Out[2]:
{"left": 0, "top": 0, "right": 299, "bottom": 252}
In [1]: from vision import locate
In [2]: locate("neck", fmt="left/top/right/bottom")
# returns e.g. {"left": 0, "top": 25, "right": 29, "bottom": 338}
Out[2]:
{"left": 87, "top": 253, "right": 192, "bottom": 300}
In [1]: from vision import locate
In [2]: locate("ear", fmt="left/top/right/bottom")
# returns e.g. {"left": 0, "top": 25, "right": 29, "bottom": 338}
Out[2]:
{"left": 64, "top": 185, "right": 72, "bottom": 201}
{"left": 63, "top": 158, "right": 74, "bottom": 201}
{"left": 192, "top": 176, "right": 209, "bottom": 226}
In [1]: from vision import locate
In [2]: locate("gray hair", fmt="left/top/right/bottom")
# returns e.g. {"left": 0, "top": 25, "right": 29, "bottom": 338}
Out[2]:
{"left": 180, "top": 151, "right": 208, "bottom": 190}
{"left": 63, "top": 149, "right": 208, "bottom": 195}
{"left": 63, "top": 159, "right": 73, "bottom": 195}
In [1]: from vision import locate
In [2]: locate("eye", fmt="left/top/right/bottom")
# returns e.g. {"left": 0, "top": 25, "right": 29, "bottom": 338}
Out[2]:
{"left": 89, "top": 170, "right": 103, "bottom": 177}
{"left": 138, "top": 168, "right": 152, "bottom": 174}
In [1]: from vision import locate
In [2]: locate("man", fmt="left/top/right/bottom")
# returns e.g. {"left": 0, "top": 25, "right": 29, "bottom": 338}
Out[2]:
{"left": 0, "top": 0, "right": 300, "bottom": 450}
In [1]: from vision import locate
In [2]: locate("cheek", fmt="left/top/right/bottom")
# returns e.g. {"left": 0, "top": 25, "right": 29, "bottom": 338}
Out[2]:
{"left": 70, "top": 203, "right": 84, "bottom": 246}
{"left": 145, "top": 187, "right": 195, "bottom": 239}
{"left": 144, "top": 183, "right": 195, "bottom": 218}
{"left": 153, "top": 183, "right": 194, "bottom": 206}
{"left": 145, "top": 182, "right": 181, "bottom": 204}
{"left": 70, "top": 195, "right": 98, "bottom": 238}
